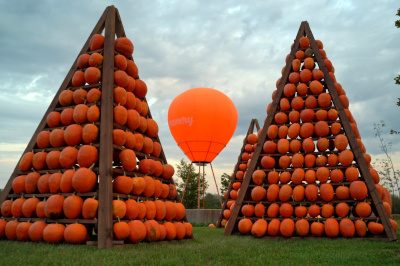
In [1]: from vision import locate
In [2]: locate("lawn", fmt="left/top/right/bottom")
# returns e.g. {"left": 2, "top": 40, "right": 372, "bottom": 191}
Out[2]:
{"left": 0, "top": 225, "right": 400, "bottom": 265}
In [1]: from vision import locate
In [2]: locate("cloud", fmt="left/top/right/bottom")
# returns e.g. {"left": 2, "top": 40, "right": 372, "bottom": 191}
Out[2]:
{"left": 0, "top": 0, "right": 400, "bottom": 193}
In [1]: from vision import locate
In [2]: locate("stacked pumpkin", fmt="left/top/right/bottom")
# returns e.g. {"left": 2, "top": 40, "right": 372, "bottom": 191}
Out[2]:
{"left": 0, "top": 33, "right": 192, "bottom": 244}
{"left": 220, "top": 132, "right": 259, "bottom": 227}
{"left": 225, "top": 36, "right": 397, "bottom": 238}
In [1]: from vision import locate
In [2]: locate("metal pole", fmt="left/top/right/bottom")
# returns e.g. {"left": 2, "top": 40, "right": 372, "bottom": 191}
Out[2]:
{"left": 181, "top": 162, "right": 193, "bottom": 203}
{"left": 203, "top": 164, "right": 205, "bottom": 209}
{"left": 210, "top": 162, "right": 223, "bottom": 207}
{"left": 198, "top": 163, "right": 200, "bottom": 209}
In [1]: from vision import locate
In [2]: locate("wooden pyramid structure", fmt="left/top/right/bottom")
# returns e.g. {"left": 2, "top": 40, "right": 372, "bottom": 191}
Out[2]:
{"left": 0, "top": 5, "right": 193, "bottom": 248}
{"left": 216, "top": 119, "right": 260, "bottom": 228}
{"left": 224, "top": 21, "right": 397, "bottom": 241}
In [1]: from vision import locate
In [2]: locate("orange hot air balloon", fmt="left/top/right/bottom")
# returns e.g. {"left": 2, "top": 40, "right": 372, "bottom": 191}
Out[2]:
{"left": 168, "top": 87, "right": 238, "bottom": 163}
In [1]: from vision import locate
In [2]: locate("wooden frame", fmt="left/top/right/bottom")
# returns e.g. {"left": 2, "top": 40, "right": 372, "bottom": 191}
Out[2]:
{"left": 224, "top": 21, "right": 397, "bottom": 242}
{"left": 216, "top": 119, "right": 260, "bottom": 228}
{"left": 0, "top": 5, "right": 192, "bottom": 248}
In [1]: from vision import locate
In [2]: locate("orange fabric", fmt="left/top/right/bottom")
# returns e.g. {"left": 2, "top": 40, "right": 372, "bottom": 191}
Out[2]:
{"left": 168, "top": 87, "right": 238, "bottom": 162}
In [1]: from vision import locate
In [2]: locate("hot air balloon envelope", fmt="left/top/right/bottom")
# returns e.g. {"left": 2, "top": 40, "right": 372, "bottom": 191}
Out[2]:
{"left": 168, "top": 87, "right": 238, "bottom": 163}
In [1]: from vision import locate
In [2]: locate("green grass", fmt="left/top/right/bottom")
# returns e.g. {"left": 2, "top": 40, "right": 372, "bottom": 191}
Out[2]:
{"left": 1, "top": 226, "right": 400, "bottom": 265}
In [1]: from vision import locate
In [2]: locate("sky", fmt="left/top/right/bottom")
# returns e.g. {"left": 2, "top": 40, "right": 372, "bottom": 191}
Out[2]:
{"left": 0, "top": 0, "right": 400, "bottom": 195}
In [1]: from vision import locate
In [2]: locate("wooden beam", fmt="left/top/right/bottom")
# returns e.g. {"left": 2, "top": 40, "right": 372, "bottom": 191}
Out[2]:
{"left": 97, "top": 5, "right": 116, "bottom": 248}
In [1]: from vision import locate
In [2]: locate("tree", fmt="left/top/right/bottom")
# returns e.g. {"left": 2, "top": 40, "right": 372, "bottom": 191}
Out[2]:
{"left": 203, "top": 193, "right": 221, "bottom": 209}
{"left": 175, "top": 159, "right": 209, "bottom": 209}
{"left": 220, "top": 173, "right": 231, "bottom": 195}
{"left": 373, "top": 121, "right": 400, "bottom": 196}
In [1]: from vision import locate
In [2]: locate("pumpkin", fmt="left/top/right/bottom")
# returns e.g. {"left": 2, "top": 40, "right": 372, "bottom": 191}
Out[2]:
{"left": 113, "top": 175, "right": 133, "bottom": 194}
{"left": 266, "top": 184, "right": 279, "bottom": 202}
{"left": 335, "top": 202, "right": 350, "bottom": 218}
{"left": 278, "top": 185, "right": 292, "bottom": 202}
{"left": 48, "top": 172, "right": 63, "bottom": 194}
{"left": 73, "top": 104, "right": 89, "bottom": 124}
{"left": 124, "top": 199, "right": 139, "bottom": 220}
{"left": 135, "top": 79, "right": 148, "bottom": 99}
{"left": 280, "top": 218, "right": 295, "bottom": 237}
{"left": 295, "top": 219, "right": 310, "bottom": 237}
{"left": 32, "top": 151, "right": 48, "bottom": 170}
{"left": 45, "top": 150, "right": 61, "bottom": 170}
{"left": 115, "top": 37, "right": 134, "bottom": 57}
{"left": 321, "top": 204, "right": 334, "bottom": 218}
{"left": 261, "top": 156, "right": 275, "bottom": 169}
{"left": 19, "top": 152, "right": 34, "bottom": 172}
{"left": 59, "top": 90, "right": 74, "bottom": 106}
{"left": 131, "top": 176, "right": 146, "bottom": 195}
{"left": 251, "top": 186, "right": 266, "bottom": 201}
{"left": 174, "top": 222, "right": 186, "bottom": 240}
{"left": 82, "top": 197, "right": 98, "bottom": 219}
{"left": 368, "top": 221, "right": 384, "bottom": 235}
{"left": 184, "top": 222, "right": 193, "bottom": 237}
{"left": 128, "top": 220, "right": 146, "bottom": 243}
{"left": 84, "top": 67, "right": 101, "bottom": 84}
{"left": 114, "top": 105, "right": 128, "bottom": 126}
{"left": 89, "top": 34, "right": 105, "bottom": 50}
{"left": 310, "top": 221, "right": 325, "bottom": 237}
{"left": 112, "top": 198, "right": 127, "bottom": 219}
{"left": 335, "top": 186, "right": 350, "bottom": 200}
{"left": 89, "top": 52, "right": 103, "bottom": 67}
{"left": 1, "top": 200, "right": 13, "bottom": 217}
{"left": 238, "top": 218, "right": 253, "bottom": 234}
{"left": 63, "top": 195, "right": 83, "bottom": 219}
{"left": 43, "top": 223, "right": 65, "bottom": 243}
{"left": 292, "top": 185, "right": 305, "bottom": 201}
{"left": 319, "top": 183, "right": 334, "bottom": 202}
{"left": 126, "top": 60, "right": 139, "bottom": 78}
{"left": 267, "top": 219, "right": 280, "bottom": 236}
{"left": 77, "top": 145, "right": 98, "bottom": 168}
{"left": 304, "top": 170, "right": 316, "bottom": 184}
{"left": 164, "top": 201, "right": 177, "bottom": 220}
{"left": 15, "top": 222, "right": 32, "bottom": 241}
{"left": 153, "top": 200, "right": 166, "bottom": 221}
{"left": 36, "top": 199, "right": 46, "bottom": 218}
{"left": 254, "top": 203, "right": 265, "bottom": 217}
{"left": 44, "top": 195, "right": 65, "bottom": 219}
{"left": 25, "top": 172, "right": 41, "bottom": 194}
{"left": 11, "top": 197, "right": 26, "bottom": 218}
{"left": 241, "top": 204, "right": 255, "bottom": 217}
{"left": 251, "top": 219, "right": 268, "bottom": 238}
{"left": 291, "top": 168, "right": 305, "bottom": 184}
{"left": 28, "top": 221, "right": 47, "bottom": 242}
{"left": 59, "top": 146, "right": 78, "bottom": 169}
{"left": 36, "top": 131, "right": 51, "bottom": 149}
{"left": 349, "top": 181, "right": 368, "bottom": 200}
{"left": 252, "top": 170, "right": 266, "bottom": 185}
{"left": 73, "top": 88, "right": 87, "bottom": 104}
{"left": 64, "top": 223, "right": 87, "bottom": 244}
{"left": 144, "top": 220, "right": 161, "bottom": 242}
{"left": 164, "top": 221, "right": 177, "bottom": 241}
{"left": 60, "top": 108, "right": 74, "bottom": 126}
{"left": 72, "top": 167, "right": 97, "bottom": 193}
{"left": 316, "top": 167, "right": 330, "bottom": 183}
{"left": 113, "top": 218, "right": 130, "bottom": 241}
{"left": 133, "top": 133, "right": 144, "bottom": 151}
{"left": 12, "top": 175, "right": 26, "bottom": 194}
{"left": 60, "top": 169, "right": 75, "bottom": 193}
{"left": 5, "top": 220, "right": 20, "bottom": 240}
{"left": 142, "top": 176, "right": 155, "bottom": 197}
{"left": 86, "top": 88, "right": 102, "bottom": 103}
{"left": 305, "top": 184, "right": 318, "bottom": 202}
{"left": 355, "top": 219, "right": 367, "bottom": 237}
{"left": 308, "top": 205, "right": 320, "bottom": 218}
{"left": 162, "top": 164, "right": 175, "bottom": 179}
{"left": 355, "top": 202, "right": 372, "bottom": 217}
{"left": 279, "top": 203, "right": 293, "bottom": 218}
{"left": 113, "top": 129, "right": 126, "bottom": 146}
{"left": 143, "top": 201, "right": 156, "bottom": 220}
{"left": 325, "top": 218, "right": 339, "bottom": 237}
{"left": 72, "top": 71, "right": 85, "bottom": 87}
{"left": 87, "top": 105, "right": 100, "bottom": 122}
{"left": 21, "top": 197, "right": 39, "bottom": 218}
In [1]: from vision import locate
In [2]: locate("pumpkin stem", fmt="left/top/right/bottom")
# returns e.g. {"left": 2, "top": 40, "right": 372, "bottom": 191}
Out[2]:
{"left": 92, "top": 227, "right": 97, "bottom": 235}
{"left": 117, "top": 216, "right": 121, "bottom": 223}
{"left": 89, "top": 163, "right": 96, "bottom": 170}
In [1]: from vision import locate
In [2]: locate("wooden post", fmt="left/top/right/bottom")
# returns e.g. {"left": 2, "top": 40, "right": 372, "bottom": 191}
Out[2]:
{"left": 97, "top": 5, "right": 116, "bottom": 249}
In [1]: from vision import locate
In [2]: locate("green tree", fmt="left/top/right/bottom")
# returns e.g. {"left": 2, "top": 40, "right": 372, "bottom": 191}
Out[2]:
{"left": 175, "top": 159, "right": 209, "bottom": 209}
{"left": 203, "top": 193, "right": 221, "bottom": 209}
{"left": 220, "top": 173, "right": 232, "bottom": 195}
